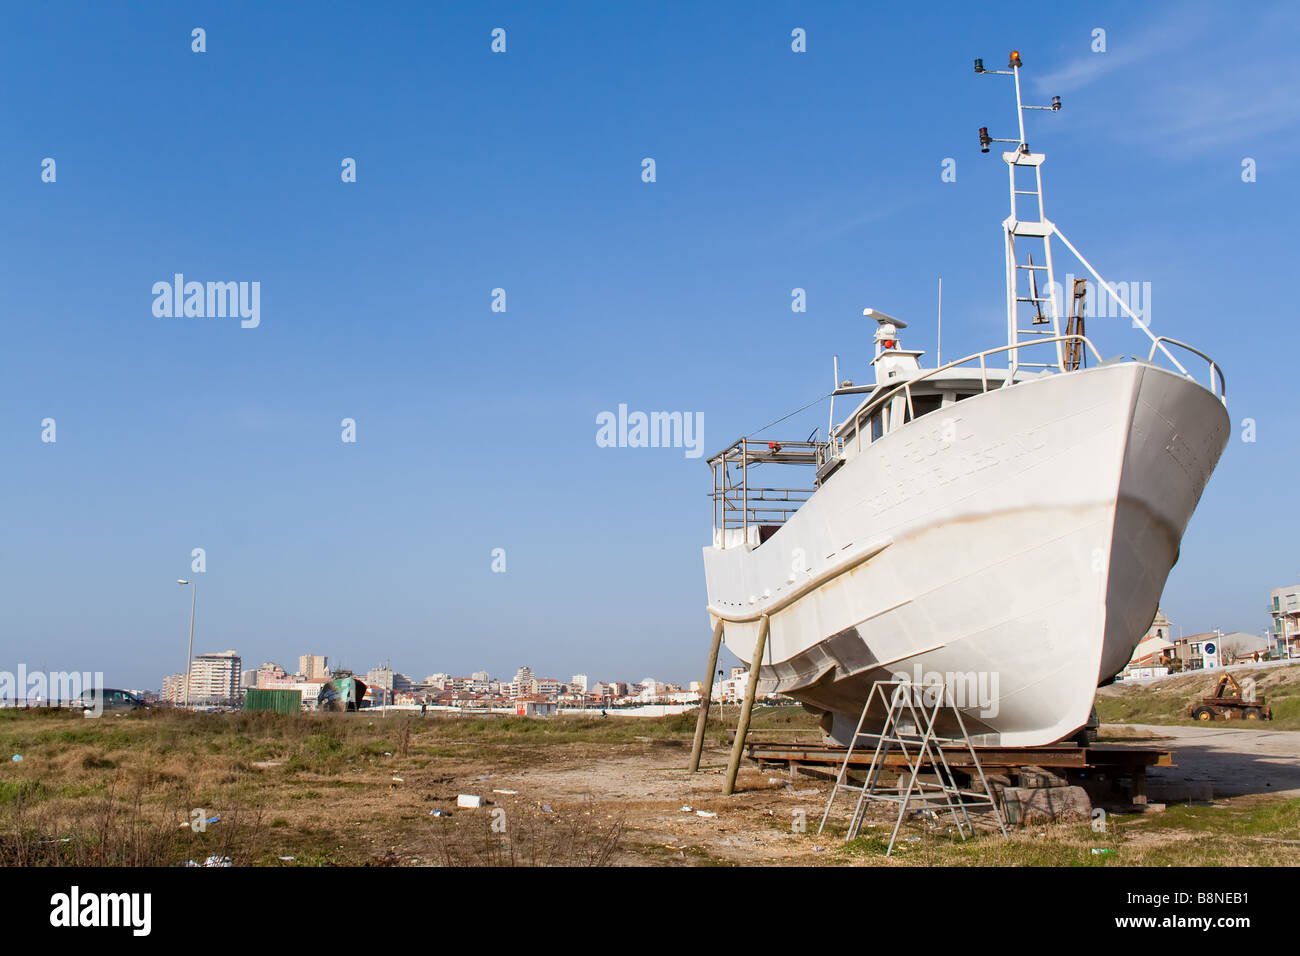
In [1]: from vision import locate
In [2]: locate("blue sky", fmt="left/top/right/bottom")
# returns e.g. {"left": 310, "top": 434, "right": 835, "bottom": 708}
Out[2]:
{"left": 1, "top": 1, "right": 1297, "bottom": 689}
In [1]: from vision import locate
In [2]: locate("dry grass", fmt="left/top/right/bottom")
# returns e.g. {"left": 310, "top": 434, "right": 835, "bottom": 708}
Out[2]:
{"left": 3, "top": 704, "right": 1295, "bottom": 866}
{"left": 0, "top": 707, "right": 657, "bottom": 866}
{"left": 424, "top": 799, "right": 625, "bottom": 867}
{"left": 0, "top": 775, "right": 267, "bottom": 867}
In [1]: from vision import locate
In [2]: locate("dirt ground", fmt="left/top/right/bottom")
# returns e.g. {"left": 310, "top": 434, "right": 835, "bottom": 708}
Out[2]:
{"left": 481, "top": 744, "right": 830, "bottom": 864}
{"left": 280, "top": 738, "right": 838, "bottom": 866}
{"left": 325, "top": 733, "right": 1300, "bottom": 866}
{"left": 3, "top": 710, "right": 1298, "bottom": 866}
{"left": 1118, "top": 724, "right": 1300, "bottom": 801}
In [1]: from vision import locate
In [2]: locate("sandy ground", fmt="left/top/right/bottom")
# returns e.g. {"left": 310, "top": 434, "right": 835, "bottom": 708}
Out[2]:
{"left": 419, "top": 728, "right": 1300, "bottom": 863}
{"left": 451, "top": 743, "right": 836, "bottom": 864}
{"left": 1109, "top": 724, "right": 1300, "bottom": 801}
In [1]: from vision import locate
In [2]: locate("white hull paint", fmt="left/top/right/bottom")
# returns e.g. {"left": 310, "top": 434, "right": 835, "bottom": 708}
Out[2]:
{"left": 702, "top": 362, "right": 1229, "bottom": 745}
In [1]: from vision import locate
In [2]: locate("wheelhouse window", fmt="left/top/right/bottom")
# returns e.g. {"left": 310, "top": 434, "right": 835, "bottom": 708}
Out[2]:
{"left": 904, "top": 394, "right": 944, "bottom": 422}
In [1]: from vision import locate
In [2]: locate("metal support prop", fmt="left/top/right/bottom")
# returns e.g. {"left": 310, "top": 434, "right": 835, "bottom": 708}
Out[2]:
{"left": 723, "top": 614, "right": 770, "bottom": 796}
{"left": 817, "top": 678, "right": 1008, "bottom": 854}
{"left": 688, "top": 618, "right": 726, "bottom": 773}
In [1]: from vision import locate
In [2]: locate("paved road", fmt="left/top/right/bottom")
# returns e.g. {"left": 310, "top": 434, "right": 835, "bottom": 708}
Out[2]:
{"left": 1109, "top": 724, "right": 1300, "bottom": 800}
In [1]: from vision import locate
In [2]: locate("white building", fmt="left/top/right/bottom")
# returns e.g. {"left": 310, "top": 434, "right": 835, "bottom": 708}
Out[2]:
{"left": 1270, "top": 585, "right": 1300, "bottom": 658}
{"left": 570, "top": 674, "right": 588, "bottom": 694}
{"left": 161, "top": 673, "right": 185, "bottom": 703}
{"left": 186, "top": 650, "right": 242, "bottom": 703}
{"left": 1120, "top": 608, "right": 1175, "bottom": 678}
{"left": 711, "top": 671, "right": 748, "bottom": 703}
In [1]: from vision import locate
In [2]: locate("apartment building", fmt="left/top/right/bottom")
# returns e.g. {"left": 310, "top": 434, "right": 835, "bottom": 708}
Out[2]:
{"left": 299, "top": 655, "right": 330, "bottom": 680}
{"left": 1270, "top": 585, "right": 1300, "bottom": 657}
{"left": 186, "top": 650, "right": 242, "bottom": 702}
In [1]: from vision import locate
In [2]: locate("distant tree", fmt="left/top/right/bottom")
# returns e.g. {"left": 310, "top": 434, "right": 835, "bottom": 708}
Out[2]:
{"left": 1219, "top": 637, "right": 1249, "bottom": 665}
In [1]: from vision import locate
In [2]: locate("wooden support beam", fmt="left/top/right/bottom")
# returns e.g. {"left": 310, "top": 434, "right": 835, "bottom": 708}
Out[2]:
{"left": 724, "top": 615, "right": 770, "bottom": 796}
{"left": 688, "top": 618, "right": 726, "bottom": 773}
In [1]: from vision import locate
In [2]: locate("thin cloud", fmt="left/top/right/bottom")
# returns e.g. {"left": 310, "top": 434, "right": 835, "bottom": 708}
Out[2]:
{"left": 1034, "top": 5, "right": 1300, "bottom": 156}
{"left": 1033, "top": 17, "right": 1206, "bottom": 95}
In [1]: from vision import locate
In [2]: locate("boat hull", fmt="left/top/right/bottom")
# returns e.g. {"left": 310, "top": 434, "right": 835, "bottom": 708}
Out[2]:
{"left": 702, "top": 362, "right": 1228, "bottom": 745}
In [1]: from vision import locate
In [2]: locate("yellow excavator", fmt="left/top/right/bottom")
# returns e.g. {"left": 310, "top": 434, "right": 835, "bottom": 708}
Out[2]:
{"left": 1187, "top": 673, "right": 1271, "bottom": 722}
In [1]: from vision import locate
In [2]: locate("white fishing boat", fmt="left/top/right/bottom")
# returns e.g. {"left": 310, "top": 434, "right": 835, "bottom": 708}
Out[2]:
{"left": 701, "top": 52, "right": 1229, "bottom": 746}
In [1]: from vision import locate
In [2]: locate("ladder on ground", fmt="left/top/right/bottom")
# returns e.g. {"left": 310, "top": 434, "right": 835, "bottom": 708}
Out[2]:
{"left": 816, "top": 678, "right": 1008, "bottom": 855}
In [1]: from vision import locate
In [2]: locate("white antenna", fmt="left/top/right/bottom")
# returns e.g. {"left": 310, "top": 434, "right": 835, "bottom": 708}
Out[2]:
{"left": 936, "top": 277, "right": 942, "bottom": 367}
{"left": 829, "top": 354, "right": 840, "bottom": 441}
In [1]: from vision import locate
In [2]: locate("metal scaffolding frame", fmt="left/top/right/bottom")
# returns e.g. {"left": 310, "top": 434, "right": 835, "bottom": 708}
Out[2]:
{"left": 817, "top": 678, "right": 1009, "bottom": 855}
{"left": 707, "top": 438, "right": 819, "bottom": 545}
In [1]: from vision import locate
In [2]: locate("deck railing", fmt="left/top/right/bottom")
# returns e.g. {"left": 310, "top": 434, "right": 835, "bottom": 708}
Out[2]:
{"left": 708, "top": 438, "right": 818, "bottom": 543}
{"left": 710, "top": 333, "right": 1225, "bottom": 547}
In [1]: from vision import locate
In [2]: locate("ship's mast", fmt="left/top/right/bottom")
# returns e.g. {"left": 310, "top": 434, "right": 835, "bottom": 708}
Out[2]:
{"left": 975, "top": 51, "right": 1064, "bottom": 377}
{"left": 974, "top": 50, "right": 1193, "bottom": 381}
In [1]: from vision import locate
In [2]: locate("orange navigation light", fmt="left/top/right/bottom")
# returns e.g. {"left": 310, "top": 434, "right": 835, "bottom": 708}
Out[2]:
{"left": 883, "top": 339, "right": 896, "bottom": 349}
{"left": 1009, "top": 50, "right": 1022, "bottom": 68}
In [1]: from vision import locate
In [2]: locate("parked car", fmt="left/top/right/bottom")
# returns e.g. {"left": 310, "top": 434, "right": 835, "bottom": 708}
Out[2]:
{"left": 78, "top": 688, "right": 149, "bottom": 713}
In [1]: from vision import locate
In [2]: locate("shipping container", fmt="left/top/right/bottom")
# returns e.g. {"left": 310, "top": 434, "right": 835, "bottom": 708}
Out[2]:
{"left": 243, "top": 688, "right": 302, "bottom": 714}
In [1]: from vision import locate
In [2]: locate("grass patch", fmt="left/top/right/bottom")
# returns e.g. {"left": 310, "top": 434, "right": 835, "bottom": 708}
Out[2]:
{"left": 1098, "top": 662, "right": 1300, "bottom": 730}
{"left": 0, "top": 780, "right": 48, "bottom": 805}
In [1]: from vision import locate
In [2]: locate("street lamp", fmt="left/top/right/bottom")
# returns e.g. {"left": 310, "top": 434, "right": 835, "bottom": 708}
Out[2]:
{"left": 177, "top": 579, "right": 197, "bottom": 708}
